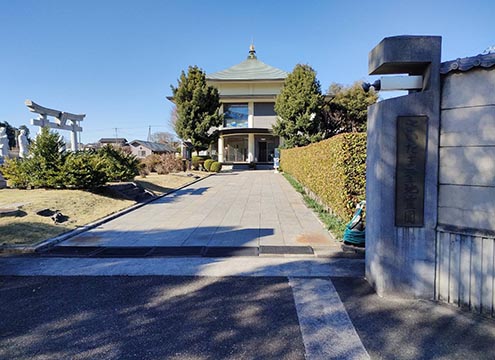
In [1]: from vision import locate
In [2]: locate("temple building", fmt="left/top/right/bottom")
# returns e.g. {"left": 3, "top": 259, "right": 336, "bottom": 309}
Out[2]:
{"left": 207, "top": 45, "right": 287, "bottom": 166}
{"left": 169, "top": 45, "right": 288, "bottom": 166}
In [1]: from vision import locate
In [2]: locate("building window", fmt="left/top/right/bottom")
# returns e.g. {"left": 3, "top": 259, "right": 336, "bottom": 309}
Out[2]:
{"left": 254, "top": 102, "right": 276, "bottom": 116}
{"left": 224, "top": 135, "right": 248, "bottom": 162}
{"left": 224, "top": 103, "right": 248, "bottom": 128}
{"left": 139, "top": 150, "right": 147, "bottom": 157}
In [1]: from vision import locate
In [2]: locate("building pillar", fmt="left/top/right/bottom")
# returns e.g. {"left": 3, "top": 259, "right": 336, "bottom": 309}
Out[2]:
{"left": 366, "top": 36, "right": 441, "bottom": 300}
{"left": 248, "top": 133, "right": 255, "bottom": 162}
{"left": 218, "top": 135, "right": 224, "bottom": 162}
{"left": 248, "top": 102, "right": 254, "bottom": 128}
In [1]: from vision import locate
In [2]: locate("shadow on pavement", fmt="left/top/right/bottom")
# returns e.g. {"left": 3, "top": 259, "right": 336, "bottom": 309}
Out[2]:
{"left": 331, "top": 277, "right": 495, "bottom": 360}
{"left": 0, "top": 275, "right": 305, "bottom": 360}
{"left": 57, "top": 226, "right": 274, "bottom": 249}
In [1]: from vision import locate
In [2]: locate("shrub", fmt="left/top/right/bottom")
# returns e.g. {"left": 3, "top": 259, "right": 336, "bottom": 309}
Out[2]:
{"left": 210, "top": 161, "right": 222, "bottom": 173}
{"left": 191, "top": 155, "right": 210, "bottom": 170}
{"left": 138, "top": 162, "right": 149, "bottom": 177}
{"left": 2, "top": 131, "right": 140, "bottom": 189}
{"left": 280, "top": 133, "right": 366, "bottom": 220}
{"left": 1, "top": 158, "right": 30, "bottom": 188}
{"left": 155, "top": 153, "right": 183, "bottom": 175}
{"left": 98, "top": 145, "right": 140, "bottom": 182}
{"left": 142, "top": 154, "right": 162, "bottom": 173}
{"left": 4, "top": 127, "right": 66, "bottom": 188}
{"left": 204, "top": 159, "right": 214, "bottom": 172}
{"left": 61, "top": 151, "right": 107, "bottom": 189}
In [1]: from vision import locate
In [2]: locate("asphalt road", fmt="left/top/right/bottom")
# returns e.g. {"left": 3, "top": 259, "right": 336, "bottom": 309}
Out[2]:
{"left": 1, "top": 272, "right": 495, "bottom": 360}
{"left": 0, "top": 276, "right": 305, "bottom": 360}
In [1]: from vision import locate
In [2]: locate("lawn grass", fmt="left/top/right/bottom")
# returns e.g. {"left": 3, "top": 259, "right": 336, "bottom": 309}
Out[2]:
{"left": 0, "top": 171, "right": 208, "bottom": 246}
{"left": 283, "top": 172, "right": 347, "bottom": 240}
{"left": 134, "top": 172, "right": 205, "bottom": 195}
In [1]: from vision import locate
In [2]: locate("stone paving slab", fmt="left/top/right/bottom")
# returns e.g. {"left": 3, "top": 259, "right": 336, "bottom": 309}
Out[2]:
{"left": 60, "top": 171, "right": 340, "bottom": 251}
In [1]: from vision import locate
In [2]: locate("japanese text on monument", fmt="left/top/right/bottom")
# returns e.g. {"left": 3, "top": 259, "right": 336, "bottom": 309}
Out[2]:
{"left": 395, "top": 116, "right": 427, "bottom": 227}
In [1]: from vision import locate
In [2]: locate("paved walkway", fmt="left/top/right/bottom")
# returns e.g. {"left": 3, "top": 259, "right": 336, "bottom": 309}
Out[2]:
{"left": 60, "top": 171, "right": 339, "bottom": 252}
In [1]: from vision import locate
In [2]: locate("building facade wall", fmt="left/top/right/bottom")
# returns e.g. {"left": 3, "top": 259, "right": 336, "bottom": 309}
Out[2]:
{"left": 211, "top": 81, "right": 283, "bottom": 97}
{"left": 130, "top": 146, "right": 152, "bottom": 158}
{"left": 211, "top": 80, "right": 283, "bottom": 163}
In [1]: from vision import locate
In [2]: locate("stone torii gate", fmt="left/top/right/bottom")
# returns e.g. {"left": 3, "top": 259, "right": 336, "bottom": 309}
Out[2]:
{"left": 25, "top": 99, "right": 85, "bottom": 151}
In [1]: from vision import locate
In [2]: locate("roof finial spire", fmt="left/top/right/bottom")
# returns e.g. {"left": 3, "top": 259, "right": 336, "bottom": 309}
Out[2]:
{"left": 248, "top": 42, "right": 257, "bottom": 59}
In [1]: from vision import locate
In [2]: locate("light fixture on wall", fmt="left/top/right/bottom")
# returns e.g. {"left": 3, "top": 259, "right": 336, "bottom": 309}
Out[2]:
{"left": 362, "top": 75, "right": 423, "bottom": 93}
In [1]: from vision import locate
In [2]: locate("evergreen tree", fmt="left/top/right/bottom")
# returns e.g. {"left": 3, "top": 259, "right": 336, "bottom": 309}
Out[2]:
{"left": 171, "top": 66, "right": 222, "bottom": 155}
{"left": 323, "top": 82, "right": 378, "bottom": 136}
{"left": 273, "top": 64, "right": 324, "bottom": 148}
{"left": 23, "top": 127, "right": 65, "bottom": 188}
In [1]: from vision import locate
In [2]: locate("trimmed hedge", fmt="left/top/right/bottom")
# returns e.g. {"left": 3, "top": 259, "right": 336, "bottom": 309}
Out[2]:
{"left": 210, "top": 161, "right": 222, "bottom": 173}
{"left": 204, "top": 159, "right": 214, "bottom": 171}
{"left": 191, "top": 155, "right": 210, "bottom": 170}
{"left": 280, "top": 133, "right": 366, "bottom": 220}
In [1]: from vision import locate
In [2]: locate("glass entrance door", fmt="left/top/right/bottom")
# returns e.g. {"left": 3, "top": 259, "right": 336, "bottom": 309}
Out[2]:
{"left": 257, "top": 142, "right": 267, "bottom": 162}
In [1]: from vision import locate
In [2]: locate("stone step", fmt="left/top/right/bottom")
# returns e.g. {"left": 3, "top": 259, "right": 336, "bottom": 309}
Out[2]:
{"left": 106, "top": 182, "right": 155, "bottom": 202}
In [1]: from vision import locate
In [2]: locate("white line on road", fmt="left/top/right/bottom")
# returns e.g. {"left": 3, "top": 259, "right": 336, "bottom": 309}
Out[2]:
{"left": 289, "top": 277, "right": 370, "bottom": 360}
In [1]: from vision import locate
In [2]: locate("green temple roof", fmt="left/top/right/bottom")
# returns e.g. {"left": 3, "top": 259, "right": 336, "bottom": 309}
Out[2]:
{"left": 207, "top": 45, "right": 288, "bottom": 81}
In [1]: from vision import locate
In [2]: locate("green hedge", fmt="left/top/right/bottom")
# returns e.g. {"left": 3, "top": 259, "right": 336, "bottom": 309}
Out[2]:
{"left": 280, "top": 133, "right": 366, "bottom": 220}
{"left": 210, "top": 161, "right": 222, "bottom": 173}
{"left": 204, "top": 159, "right": 214, "bottom": 171}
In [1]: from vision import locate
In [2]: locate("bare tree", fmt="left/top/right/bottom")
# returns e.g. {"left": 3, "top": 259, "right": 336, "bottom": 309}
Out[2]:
{"left": 150, "top": 131, "right": 180, "bottom": 148}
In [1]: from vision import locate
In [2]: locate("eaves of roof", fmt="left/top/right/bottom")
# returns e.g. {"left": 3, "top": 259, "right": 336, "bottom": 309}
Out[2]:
{"left": 440, "top": 53, "right": 495, "bottom": 75}
{"left": 207, "top": 58, "right": 288, "bottom": 81}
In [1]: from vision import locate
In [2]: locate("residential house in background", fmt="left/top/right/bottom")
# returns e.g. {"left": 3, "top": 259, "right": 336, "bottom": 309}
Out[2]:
{"left": 206, "top": 45, "right": 287, "bottom": 165}
{"left": 129, "top": 139, "right": 176, "bottom": 159}
{"left": 98, "top": 138, "right": 128, "bottom": 148}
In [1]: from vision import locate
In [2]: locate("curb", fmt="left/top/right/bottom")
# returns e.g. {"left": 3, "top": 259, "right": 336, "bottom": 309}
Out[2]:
{"left": 0, "top": 174, "right": 212, "bottom": 255}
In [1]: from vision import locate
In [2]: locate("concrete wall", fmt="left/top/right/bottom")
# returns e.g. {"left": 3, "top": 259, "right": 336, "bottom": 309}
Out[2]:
{"left": 435, "top": 67, "right": 495, "bottom": 317}
{"left": 438, "top": 68, "right": 495, "bottom": 230}
{"left": 366, "top": 35, "right": 495, "bottom": 317}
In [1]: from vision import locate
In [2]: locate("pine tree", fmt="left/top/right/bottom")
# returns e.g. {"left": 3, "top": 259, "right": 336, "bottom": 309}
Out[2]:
{"left": 323, "top": 82, "right": 378, "bottom": 135}
{"left": 171, "top": 66, "right": 222, "bottom": 155}
{"left": 273, "top": 64, "right": 324, "bottom": 148}
{"left": 23, "top": 127, "right": 65, "bottom": 188}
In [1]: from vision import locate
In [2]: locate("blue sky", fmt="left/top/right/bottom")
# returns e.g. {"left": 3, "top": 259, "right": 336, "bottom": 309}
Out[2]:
{"left": 1, "top": 0, "right": 493, "bottom": 143}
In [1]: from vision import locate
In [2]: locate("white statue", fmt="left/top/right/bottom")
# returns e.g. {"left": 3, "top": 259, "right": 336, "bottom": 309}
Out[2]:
{"left": 18, "top": 128, "right": 29, "bottom": 158}
{"left": 0, "top": 127, "right": 9, "bottom": 159}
